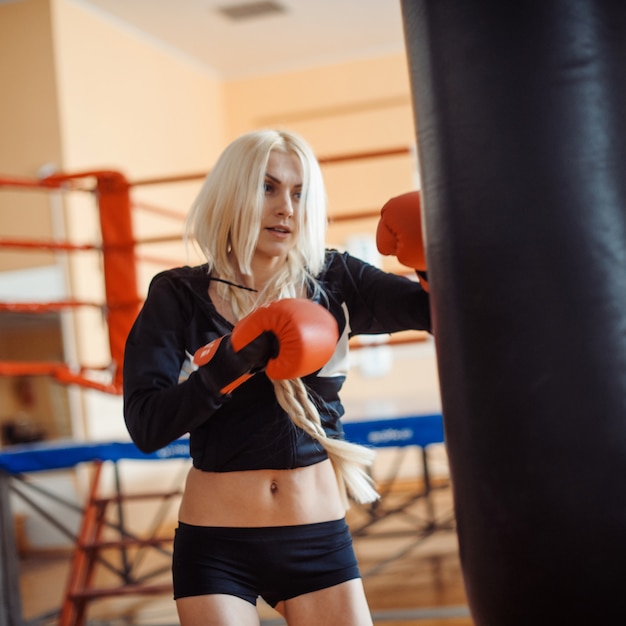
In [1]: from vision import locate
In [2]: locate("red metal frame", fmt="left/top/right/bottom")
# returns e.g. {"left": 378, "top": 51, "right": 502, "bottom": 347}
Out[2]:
{"left": 0, "top": 170, "right": 140, "bottom": 393}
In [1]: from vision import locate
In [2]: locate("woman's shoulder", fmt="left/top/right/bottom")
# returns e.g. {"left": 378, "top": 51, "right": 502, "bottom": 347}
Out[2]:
{"left": 319, "top": 248, "right": 369, "bottom": 279}
{"left": 141, "top": 265, "right": 215, "bottom": 317}
{"left": 148, "top": 264, "right": 211, "bottom": 292}
{"left": 139, "top": 264, "right": 219, "bottom": 328}
{"left": 320, "top": 248, "right": 347, "bottom": 272}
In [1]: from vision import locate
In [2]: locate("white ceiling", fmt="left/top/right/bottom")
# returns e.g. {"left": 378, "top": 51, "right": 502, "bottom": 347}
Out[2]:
{"left": 74, "top": 0, "right": 407, "bottom": 80}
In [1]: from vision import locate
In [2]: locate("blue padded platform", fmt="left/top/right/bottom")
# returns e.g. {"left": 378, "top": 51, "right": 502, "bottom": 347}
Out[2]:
{"left": 0, "top": 438, "right": 190, "bottom": 475}
{"left": 0, "top": 414, "right": 444, "bottom": 475}
{"left": 343, "top": 413, "right": 444, "bottom": 449}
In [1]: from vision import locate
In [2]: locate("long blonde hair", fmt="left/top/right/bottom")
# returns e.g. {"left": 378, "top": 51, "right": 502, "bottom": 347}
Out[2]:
{"left": 186, "top": 129, "right": 378, "bottom": 505}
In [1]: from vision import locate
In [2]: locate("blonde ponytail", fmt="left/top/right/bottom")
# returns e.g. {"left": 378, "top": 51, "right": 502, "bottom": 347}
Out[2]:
{"left": 272, "top": 378, "right": 379, "bottom": 507}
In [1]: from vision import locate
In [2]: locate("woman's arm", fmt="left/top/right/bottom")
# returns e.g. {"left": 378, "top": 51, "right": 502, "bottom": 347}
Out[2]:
{"left": 327, "top": 250, "right": 432, "bottom": 336}
{"left": 123, "top": 273, "right": 230, "bottom": 453}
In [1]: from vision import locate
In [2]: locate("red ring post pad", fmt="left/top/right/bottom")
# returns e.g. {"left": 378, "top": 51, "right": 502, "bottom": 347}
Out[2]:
{"left": 0, "top": 438, "right": 190, "bottom": 475}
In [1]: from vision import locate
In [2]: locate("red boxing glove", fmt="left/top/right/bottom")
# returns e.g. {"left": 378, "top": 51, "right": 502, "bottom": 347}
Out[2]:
{"left": 193, "top": 330, "right": 277, "bottom": 395}
{"left": 376, "top": 190, "right": 427, "bottom": 271}
{"left": 193, "top": 299, "right": 338, "bottom": 395}
{"left": 232, "top": 298, "right": 339, "bottom": 380}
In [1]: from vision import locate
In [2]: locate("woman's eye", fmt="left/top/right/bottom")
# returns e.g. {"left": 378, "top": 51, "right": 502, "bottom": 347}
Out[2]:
{"left": 264, "top": 182, "right": 273, "bottom": 193}
{"left": 293, "top": 191, "right": 302, "bottom": 200}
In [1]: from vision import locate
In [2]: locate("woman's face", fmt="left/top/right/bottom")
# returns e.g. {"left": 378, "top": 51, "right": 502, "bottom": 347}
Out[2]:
{"left": 254, "top": 149, "right": 302, "bottom": 264}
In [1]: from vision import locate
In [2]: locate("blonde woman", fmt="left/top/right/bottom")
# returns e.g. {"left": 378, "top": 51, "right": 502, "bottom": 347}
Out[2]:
{"left": 123, "top": 129, "right": 431, "bottom": 626}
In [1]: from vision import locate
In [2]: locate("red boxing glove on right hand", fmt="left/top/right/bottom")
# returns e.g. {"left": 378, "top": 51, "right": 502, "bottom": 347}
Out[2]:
{"left": 376, "top": 190, "right": 429, "bottom": 291}
{"left": 376, "top": 191, "right": 427, "bottom": 270}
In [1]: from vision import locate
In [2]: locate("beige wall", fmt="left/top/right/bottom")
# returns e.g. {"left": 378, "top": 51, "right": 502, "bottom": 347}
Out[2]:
{"left": 0, "top": 0, "right": 61, "bottom": 270}
{"left": 224, "top": 55, "right": 415, "bottom": 147}
{"left": 52, "top": 0, "right": 225, "bottom": 176}
{"left": 0, "top": 0, "right": 62, "bottom": 176}
{"left": 224, "top": 55, "right": 420, "bottom": 277}
{"left": 49, "top": 0, "right": 226, "bottom": 379}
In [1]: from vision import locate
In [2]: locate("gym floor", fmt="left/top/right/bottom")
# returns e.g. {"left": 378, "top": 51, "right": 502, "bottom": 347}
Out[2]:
{"left": 18, "top": 480, "right": 473, "bottom": 626}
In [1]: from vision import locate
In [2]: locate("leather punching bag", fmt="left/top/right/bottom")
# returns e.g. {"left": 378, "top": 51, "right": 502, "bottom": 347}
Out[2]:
{"left": 401, "top": 1, "right": 626, "bottom": 624}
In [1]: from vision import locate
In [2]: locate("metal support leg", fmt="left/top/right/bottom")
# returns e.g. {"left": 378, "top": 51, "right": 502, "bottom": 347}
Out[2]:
{"left": 0, "top": 471, "right": 24, "bottom": 626}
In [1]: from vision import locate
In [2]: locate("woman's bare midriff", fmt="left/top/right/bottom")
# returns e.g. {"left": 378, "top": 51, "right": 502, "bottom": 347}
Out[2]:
{"left": 178, "top": 458, "right": 346, "bottom": 527}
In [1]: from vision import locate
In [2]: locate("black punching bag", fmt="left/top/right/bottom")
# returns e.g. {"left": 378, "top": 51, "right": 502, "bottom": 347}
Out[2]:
{"left": 401, "top": 1, "right": 626, "bottom": 624}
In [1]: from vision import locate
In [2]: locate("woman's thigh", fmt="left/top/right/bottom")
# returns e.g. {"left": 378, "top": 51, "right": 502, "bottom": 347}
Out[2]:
{"left": 282, "top": 578, "right": 373, "bottom": 626}
{"left": 176, "top": 593, "right": 260, "bottom": 626}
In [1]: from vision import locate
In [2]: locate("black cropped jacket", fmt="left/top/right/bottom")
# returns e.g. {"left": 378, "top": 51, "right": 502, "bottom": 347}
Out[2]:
{"left": 123, "top": 249, "right": 431, "bottom": 472}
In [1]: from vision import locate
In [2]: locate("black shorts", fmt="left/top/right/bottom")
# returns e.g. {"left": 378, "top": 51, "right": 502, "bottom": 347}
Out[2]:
{"left": 172, "top": 518, "right": 361, "bottom": 607}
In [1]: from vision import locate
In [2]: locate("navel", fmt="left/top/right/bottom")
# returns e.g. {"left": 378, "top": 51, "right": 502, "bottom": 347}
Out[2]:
{"left": 270, "top": 480, "right": 278, "bottom": 494}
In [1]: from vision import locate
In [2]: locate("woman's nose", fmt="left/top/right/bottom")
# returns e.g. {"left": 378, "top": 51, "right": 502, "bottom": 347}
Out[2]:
{"left": 276, "top": 194, "right": 294, "bottom": 217}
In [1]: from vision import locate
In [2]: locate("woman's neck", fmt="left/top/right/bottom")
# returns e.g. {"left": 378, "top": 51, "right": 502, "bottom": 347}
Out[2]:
{"left": 242, "top": 255, "right": 286, "bottom": 294}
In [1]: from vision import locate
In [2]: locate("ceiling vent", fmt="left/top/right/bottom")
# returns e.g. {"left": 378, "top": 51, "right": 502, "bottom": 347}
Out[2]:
{"left": 217, "top": 1, "right": 286, "bottom": 21}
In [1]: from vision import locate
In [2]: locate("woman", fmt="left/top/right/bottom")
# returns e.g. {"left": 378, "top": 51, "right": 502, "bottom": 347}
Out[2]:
{"left": 123, "top": 129, "right": 431, "bottom": 625}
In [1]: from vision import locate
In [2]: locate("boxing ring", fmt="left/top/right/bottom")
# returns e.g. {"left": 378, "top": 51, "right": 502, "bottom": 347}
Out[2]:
{"left": 0, "top": 146, "right": 452, "bottom": 625}
{"left": 0, "top": 414, "right": 452, "bottom": 626}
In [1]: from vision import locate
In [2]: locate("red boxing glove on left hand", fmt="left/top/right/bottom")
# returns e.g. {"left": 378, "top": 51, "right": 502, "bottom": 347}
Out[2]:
{"left": 193, "top": 299, "right": 338, "bottom": 396}
{"left": 232, "top": 298, "right": 339, "bottom": 380}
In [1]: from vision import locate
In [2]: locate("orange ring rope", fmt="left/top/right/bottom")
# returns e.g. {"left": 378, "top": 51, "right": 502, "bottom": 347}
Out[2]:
{"left": 0, "top": 236, "right": 184, "bottom": 251}
{"left": 131, "top": 200, "right": 187, "bottom": 221}
{"left": 0, "top": 300, "right": 104, "bottom": 313}
{"left": 0, "top": 175, "right": 80, "bottom": 191}
{"left": 0, "top": 238, "right": 97, "bottom": 252}
{"left": 0, "top": 361, "right": 118, "bottom": 393}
